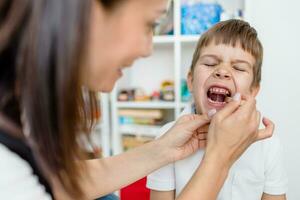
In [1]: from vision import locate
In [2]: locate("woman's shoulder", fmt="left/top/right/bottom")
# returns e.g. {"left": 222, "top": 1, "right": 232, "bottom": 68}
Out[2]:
{"left": 0, "top": 143, "right": 52, "bottom": 200}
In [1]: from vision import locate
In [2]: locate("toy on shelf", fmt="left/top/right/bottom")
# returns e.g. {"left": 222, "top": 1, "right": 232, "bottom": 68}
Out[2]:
{"left": 118, "top": 88, "right": 150, "bottom": 102}
{"left": 117, "top": 80, "right": 175, "bottom": 102}
{"left": 159, "top": 80, "right": 175, "bottom": 101}
{"left": 150, "top": 91, "right": 161, "bottom": 101}
{"left": 122, "top": 134, "right": 153, "bottom": 151}
{"left": 181, "top": 0, "right": 223, "bottom": 35}
{"left": 181, "top": 79, "right": 191, "bottom": 102}
{"left": 118, "top": 89, "right": 135, "bottom": 101}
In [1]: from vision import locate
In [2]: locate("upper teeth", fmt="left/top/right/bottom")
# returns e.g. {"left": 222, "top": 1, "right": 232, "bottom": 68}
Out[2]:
{"left": 209, "top": 87, "right": 230, "bottom": 95}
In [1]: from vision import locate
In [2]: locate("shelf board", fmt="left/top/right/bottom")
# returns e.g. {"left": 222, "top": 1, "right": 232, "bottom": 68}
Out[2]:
{"left": 179, "top": 102, "right": 190, "bottom": 108}
{"left": 153, "top": 35, "right": 175, "bottom": 44}
{"left": 180, "top": 35, "right": 200, "bottom": 43}
{"left": 119, "top": 124, "right": 162, "bottom": 137}
{"left": 153, "top": 35, "right": 200, "bottom": 43}
{"left": 116, "top": 101, "right": 176, "bottom": 109}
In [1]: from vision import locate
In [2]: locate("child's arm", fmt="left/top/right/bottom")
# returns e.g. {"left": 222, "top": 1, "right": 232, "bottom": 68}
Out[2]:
{"left": 150, "top": 190, "right": 175, "bottom": 200}
{"left": 261, "top": 193, "right": 286, "bottom": 200}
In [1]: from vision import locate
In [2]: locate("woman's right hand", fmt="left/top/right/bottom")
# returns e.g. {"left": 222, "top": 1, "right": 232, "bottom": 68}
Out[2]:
{"left": 205, "top": 93, "right": 274, "bottom": 167}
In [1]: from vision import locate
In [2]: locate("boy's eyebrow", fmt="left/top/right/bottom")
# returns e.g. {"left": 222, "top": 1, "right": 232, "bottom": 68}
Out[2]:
{"left": 199, "top": 54, "right": 221, "bottom": 61}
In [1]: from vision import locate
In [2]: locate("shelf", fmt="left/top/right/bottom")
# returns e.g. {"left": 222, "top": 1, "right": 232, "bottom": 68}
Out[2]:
{"left": 119, "top": 124, "right": 162, "bottom": 137}
{"left": 153, "top": 35, "right": 200, "bottom": 44}
{"left": 180, "top": 35, "right": 200, "bottom": 43}
{"left": 94, "top": 123, "right": 103, "bottom": 130}
{"left": 180, "top": 102, "right": 190, "bottom": 108}
{"left": 116, "top": 101, "right": 176, "bottom": 109}
{"left": 153, "top": 35, "right": 175, "bottom": 44}
{"left": 111, "top": 0, "right": 249, "bottom": 155}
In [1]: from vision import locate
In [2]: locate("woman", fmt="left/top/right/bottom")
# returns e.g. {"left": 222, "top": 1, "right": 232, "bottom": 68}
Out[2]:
{"left": 0, "top": 0, "right": 274, "bottom": 199}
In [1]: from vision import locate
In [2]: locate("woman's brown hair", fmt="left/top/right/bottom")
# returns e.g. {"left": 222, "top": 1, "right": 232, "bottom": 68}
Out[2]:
{"left": 0, "top": 0, "right": 119, "bottom": 198}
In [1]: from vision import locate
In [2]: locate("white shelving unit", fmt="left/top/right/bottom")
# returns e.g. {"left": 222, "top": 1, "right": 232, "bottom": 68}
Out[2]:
{"left": 110, "top": 0, "right": 247, "bottom": 155}
{"left": 116, "top": 101, "right": 176, "bottom": 109}
{"left": 88, "top": 93, "right": 111, "bottom": 157}
{"left": 119, "top": 124, "right": 162, "bottom": 138}
{"left": 99, "top": 93, "right": 111, "bottom": 157}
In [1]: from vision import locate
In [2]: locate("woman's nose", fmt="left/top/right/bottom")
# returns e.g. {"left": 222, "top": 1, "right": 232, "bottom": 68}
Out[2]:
{"left": 140, "top": 38, "right": 153, "bottom": 58}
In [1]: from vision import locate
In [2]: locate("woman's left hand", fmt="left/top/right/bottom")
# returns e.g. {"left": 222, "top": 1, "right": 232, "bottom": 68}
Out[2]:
{"left": 158, "top": 114, "right": 211, "bottom": 162}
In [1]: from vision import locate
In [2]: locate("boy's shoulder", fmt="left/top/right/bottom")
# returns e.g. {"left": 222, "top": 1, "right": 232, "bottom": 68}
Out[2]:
{"left": 235, "top": 134, "right": 283, "bottom": 170}
{"left": 258, "top": 134, "right": 283, "bottom": 156}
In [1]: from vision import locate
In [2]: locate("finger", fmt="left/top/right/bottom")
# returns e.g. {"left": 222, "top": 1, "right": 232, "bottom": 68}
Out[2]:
{"left": 256, "top": 117, "right": 274, "bottom": 141}
{"left": 213, "top": 94, "right": 241, "bottom": 120}
{"left": 176, "top": 114, "right": 210, "bottom": 124}
{"left": 250, "top": 109, "right": 260, "bottom": 127}
{"left": 226, "top": 98, "right": 246, "bottom": 107}
{"left": 255, "top": 110, "right": 261, "bottom": 128}
{"left": 196, "top": 124, "right": 209, "bottom": 133}
{"left": 234, "top": 96, "right": 256, "bottom": 118}
{"left": 199, "top": 139, "right": 207, "bottom": 149}
{"left": 177, "top": 114, "right": 210, "bottom": 132}
{"left": 196, "top": 132, "right": 207, "bottom": 140}
{"left": 250, "top": 110, "right": 261, "bottom": 135}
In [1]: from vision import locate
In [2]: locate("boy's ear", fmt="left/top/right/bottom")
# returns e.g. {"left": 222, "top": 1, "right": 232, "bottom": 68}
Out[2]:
{"left": 187, "top": 71, "right": 193, "bottom": 93}
{"left": 251, "top": 85, "right": 260, "bottom": 97}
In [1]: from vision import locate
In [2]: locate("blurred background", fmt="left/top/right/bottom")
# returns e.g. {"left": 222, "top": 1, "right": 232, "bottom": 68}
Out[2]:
{"left": 89, "top": 0, "right": 300, "bottom": 199}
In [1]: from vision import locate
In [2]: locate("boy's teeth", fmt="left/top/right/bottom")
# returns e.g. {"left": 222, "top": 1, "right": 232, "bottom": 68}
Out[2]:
{"left": 209, "top": 87, "right": 229, "bottom": 95}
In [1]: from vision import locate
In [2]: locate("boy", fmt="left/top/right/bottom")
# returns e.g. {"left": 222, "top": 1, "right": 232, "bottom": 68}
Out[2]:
{"left": 146, "top": 19, "right": 288, "bottom": 200}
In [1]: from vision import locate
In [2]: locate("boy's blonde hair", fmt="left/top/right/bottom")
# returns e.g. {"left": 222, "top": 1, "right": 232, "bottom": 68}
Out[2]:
{"left": 190, "top": 19, "right": 263, "bottom": 87}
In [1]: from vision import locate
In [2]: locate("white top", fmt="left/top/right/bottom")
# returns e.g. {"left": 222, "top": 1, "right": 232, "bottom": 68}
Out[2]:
{"left": 0, "top": 143, "right": 52, "bottom": 200}
{"left": 147, "top": 103, "right": 288, "bottom": 199}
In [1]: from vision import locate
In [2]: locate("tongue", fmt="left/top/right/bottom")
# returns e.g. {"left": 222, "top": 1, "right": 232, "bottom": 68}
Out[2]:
{"left": 210, "top": 93, "right": 225, "bottom": 103}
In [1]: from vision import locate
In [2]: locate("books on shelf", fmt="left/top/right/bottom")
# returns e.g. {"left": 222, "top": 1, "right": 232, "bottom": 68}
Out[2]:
{"left": 119, "top": 116, "right": 157, "bottom": 125}
{"left": 119, "top": 124, "right": 162, "bottom": 137}
{"left": 118, "top": 109, "right": 163, "bottom": 119}
{"left": 122, "top": 134, "right": 153, "bottom": 151}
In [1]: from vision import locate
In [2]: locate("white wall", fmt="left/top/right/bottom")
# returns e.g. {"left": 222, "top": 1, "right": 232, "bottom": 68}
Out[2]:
{"left": 246, "top": 0, "right": 300, "bottom": 199}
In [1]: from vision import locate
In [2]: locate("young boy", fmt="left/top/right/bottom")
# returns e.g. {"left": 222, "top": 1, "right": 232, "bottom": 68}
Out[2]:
{"left": 146, "top": 19, "right": 288, "bottom": 200}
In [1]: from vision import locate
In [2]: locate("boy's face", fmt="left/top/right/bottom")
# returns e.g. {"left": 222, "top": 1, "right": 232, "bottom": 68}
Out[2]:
{"left": 188, "top": 42, "right": 260, "bottom": 114}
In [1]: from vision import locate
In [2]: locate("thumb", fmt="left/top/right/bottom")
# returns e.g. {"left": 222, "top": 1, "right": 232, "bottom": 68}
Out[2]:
{"left": 215, "top": 93, "right": 242, "bottom": 120}
{"left": 256, "top": 117, "right": 274, "bottom": 141}
{"left": 176, "top": 114, "right": 210, "bottom": 132}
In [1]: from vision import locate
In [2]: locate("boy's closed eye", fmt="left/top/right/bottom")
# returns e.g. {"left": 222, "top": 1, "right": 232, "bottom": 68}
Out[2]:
{"left": 200, "top": 59, "right": 219, "bottom": 67}
{"left": 199, "top": 55, "right": 220, "bottom": 67}
{"left": 204, "top": 62, "right": 218, "bottom": 67}
{"left": 233, "top": 65, "right": 247, "bottom": 72}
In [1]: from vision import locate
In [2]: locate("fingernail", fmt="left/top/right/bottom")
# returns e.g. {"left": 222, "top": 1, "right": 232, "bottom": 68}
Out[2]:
{"left": 208, "top": 109, "right": 217, "bottom": 118}
{"left": 233, "top": 93, "right": 241, "bottom": 101}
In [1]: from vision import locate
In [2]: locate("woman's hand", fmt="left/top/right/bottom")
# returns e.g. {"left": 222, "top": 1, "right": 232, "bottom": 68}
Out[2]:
{"left": 205, "top": 94, "right": 274, "bottom": 167}
{"left": 158, "top": 114, "right": 211, "bottom": 163}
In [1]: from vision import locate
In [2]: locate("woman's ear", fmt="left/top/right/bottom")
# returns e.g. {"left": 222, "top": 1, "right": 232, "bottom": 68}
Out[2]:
{"left": 187, "top": 71, "right": 193, "bottom": 94}
{"left": 250, "top": 85, "right": 260, "bottom": 97}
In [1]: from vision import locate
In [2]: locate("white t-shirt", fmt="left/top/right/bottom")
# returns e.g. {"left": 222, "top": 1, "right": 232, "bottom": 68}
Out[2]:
{"left": 147, "top": 103, "right": 288, "bottom": 199}
{"left": 0, "top": 143, "right": 52, "bottom": 200}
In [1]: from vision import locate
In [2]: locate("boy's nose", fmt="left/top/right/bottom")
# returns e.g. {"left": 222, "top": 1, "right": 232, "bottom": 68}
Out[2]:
{"left": 213, "top": 68, "right": 232, "bottom": 80}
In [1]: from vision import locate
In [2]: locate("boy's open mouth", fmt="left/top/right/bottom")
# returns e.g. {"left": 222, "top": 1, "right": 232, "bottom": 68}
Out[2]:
{"left": 207, "top": 86, "right": 232, "bottom": 106}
